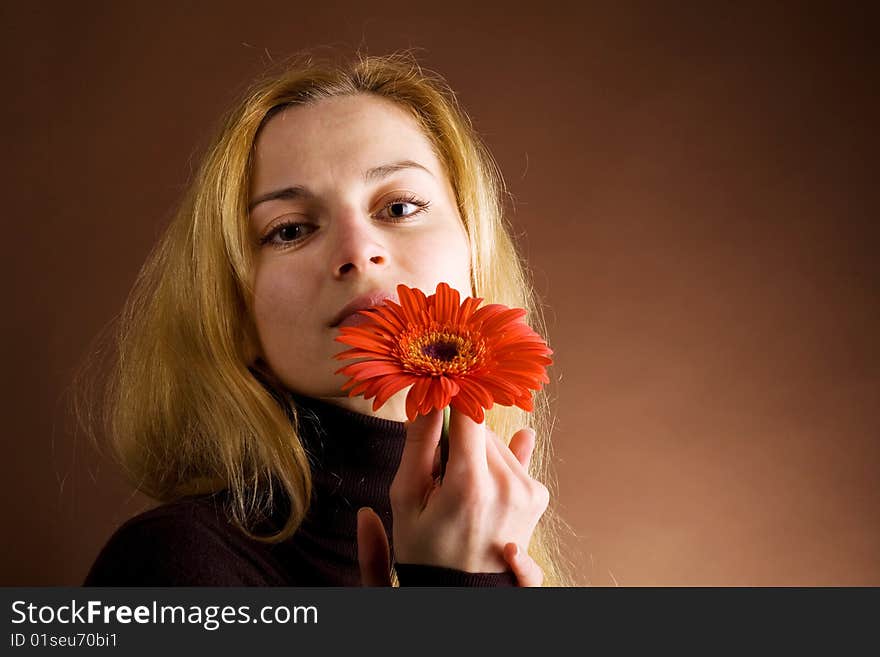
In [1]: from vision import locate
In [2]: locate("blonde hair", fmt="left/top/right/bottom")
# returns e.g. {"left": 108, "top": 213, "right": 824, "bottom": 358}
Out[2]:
{"left": 75, "top": 49, "right": 578, "bottom": 586}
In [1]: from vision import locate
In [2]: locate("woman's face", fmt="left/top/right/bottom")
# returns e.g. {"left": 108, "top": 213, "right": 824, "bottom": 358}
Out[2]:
{"left": 248, "top": 93, "right": 472, "bottom": 421}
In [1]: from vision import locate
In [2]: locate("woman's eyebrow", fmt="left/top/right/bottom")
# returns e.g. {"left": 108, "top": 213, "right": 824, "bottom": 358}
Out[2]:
{"left": 248, "top": 160, "right": 433, "bottom": 212}
{"left": 364, "top": 159, "right": 434, "bottom": 183}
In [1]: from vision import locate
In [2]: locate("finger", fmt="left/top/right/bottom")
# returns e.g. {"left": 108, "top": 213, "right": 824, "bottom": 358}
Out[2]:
{"left": 445, "top": 406, "right": 489, "bottom": 478}
{"left": 486, "top": 428, "right": 536, "bottom": 481}
{"left": 395, "top": 408, "right": 444, "bottom": 497}
{"left": 431, "top": 442, "right": 443, "bottom": 482}
{"left": 485, "top": 426, "right": 517, "bottom": 476}
{"left": 485, "top": 428, "right": 535, "bottom": 494}
{"left": 357, "top": 507, "right": 392, "bottom": 586}
{"left": 503, "top": 542, "right": 544, "bottom": 587}
{"left": 507, "top": 428, "right": 537, "bottom": 471}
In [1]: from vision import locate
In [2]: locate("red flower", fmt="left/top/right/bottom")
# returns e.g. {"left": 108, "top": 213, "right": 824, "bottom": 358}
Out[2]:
{"left": 333, "top": 282, "right": 553, "bottom": 423}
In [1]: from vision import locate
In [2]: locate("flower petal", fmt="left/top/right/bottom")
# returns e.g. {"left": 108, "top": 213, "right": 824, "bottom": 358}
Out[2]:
{"left": 481, "top": 307, "right": 528, "bottom": 335}
{"left": 405, "top": 376, "right": 433, "bottom": 422}
{"left": 476, "top": 373, "right": 523, "bottom": 395}
{"left": 345, "top": 379, "right": 373, "bottom": 396}
{"left": 397, "top": 284, "right": 426, "bottom": 325}
{"left": 450, "top": 384, "right": 486, "bottom": 423}
{"left": 458, "top": 296, "right": 483, "bottom": 326}
{"left": 358, "top": 306, "right": 407, "bottom": 333}
{"left": 437, "top": 374, "right": 461, "bottom": 400}
{"left": 492, "top": 359, "right": 551, "bottom": 378}
{"left": 456, "top": 377, "right": 494, "bottom": 409}
{"left": 411, "top": 285, "right": 429, "bottom": 308}
{"left": 333, "top": 348, "right": 399, "bottom": 362}
{"left": 371, "top": 375, "right": 417, "bottom": 411}
{"left": 491, "top": 370, "right": 545, "bottom": 390}
{"left": 377, "top": 299, "right": 411, "bottom": 328}
{"left": 467, "top": 376, "right": 517, "bottom": 406}
{"left": 433, "top": 282, "right": 461, "bottom": 326}
{"left": 423, "top": 375, "right": 459, "bottom": 414}
{"left": 334, "top": 331, "right": 394, "bottom": 351}
{"left": 514, "top": 393, "right": 534, "bottom": 412}
{"left": 421, "top": 379, "right": 442, "bottom": 415}
{"left": 469, "top": 303, "right": 509, "bottom": 330}
{"left": 335, "top": 360, "right": 405, "bottom": 380}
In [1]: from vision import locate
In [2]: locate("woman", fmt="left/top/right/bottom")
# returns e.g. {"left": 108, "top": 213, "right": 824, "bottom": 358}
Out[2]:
{"left": 80, "top": 51, "right": 575, "bottom": 586}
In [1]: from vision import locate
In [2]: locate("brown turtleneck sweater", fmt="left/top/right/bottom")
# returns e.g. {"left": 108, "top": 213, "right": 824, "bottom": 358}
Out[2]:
{"left": 83, "top": 393, "right": 517, "bottom": 587}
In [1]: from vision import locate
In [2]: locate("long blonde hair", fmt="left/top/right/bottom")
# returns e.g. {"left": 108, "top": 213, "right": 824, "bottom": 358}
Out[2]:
{"left": 75, "top": 49, "right": 578, "bottom": 586}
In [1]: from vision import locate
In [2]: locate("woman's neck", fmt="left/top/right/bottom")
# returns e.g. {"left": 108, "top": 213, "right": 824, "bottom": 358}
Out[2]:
{"left": 313, "top": 387, "right": 410, "bottom": 422}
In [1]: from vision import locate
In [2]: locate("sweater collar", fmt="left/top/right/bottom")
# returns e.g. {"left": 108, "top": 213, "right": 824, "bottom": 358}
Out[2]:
{"left": 285, "top": 392, "right": 407, "bottom": 543}
{"left": 288, "top": 392, "right": 407, "bottom": 471}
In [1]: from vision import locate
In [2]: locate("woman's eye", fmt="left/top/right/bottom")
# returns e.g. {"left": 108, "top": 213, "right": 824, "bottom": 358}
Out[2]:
{"left": 260, "top": 196, "right": 430, "bottom": 250}
{"left": 386, "top": 201, "right": 418, "bottom": 218}
{"left": 260, "top": 221, "right": 315, "bottom": 248}
{"left": 377, "top": 196, "right": 431, "bottom": 221}
{"left": 277, "top": 224, "right": 305, "bottom": 241}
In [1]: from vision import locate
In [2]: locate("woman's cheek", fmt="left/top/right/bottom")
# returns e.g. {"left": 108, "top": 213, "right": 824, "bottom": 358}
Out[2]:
{"left": 253, "top": 264, "right": 311, "bottom": 337}
{"left": 416, "top": 222, "right": 471, "bottom": 286}
{"left": 408, "top": 224, "right": 466, "bottom": 269}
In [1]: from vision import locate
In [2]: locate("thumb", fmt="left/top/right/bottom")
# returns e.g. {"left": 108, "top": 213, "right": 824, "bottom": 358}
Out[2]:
{"left": 357, "top": 507, "right": 392, "bottom": 586}
{"left": 503, "top": 542, "right": 544, "bottom": 587}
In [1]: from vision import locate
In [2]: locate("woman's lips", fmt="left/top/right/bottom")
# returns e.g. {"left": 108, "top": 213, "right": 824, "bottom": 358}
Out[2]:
{"left": 337, "top": 312, "right": 371, "bottom": 328}
{"left": 329, "top": 291, "right": 397, "bottom": 328}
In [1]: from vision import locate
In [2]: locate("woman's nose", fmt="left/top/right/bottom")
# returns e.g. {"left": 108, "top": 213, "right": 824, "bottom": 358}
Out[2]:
{"left": 330, "top": 210, "right": 389, "bottom": 279}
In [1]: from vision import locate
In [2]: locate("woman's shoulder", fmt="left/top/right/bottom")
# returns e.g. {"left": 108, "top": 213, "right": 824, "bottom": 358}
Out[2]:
{"left": 83, "top": 495, "right": 287, "bottom": 587}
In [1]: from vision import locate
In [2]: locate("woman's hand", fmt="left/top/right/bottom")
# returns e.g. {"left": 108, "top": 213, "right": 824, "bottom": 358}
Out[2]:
{"left": 500, "top": 425, "right": 546, "bottom": 587}
{"left": 356, "top": 508, "right": 546, "bottom": 586}
{"left": 389, "top": 407, "right": 550, "bottom": 574}
{"left": 503, "top": 542, "right": 545, "bottom": 586}
{"left": 356, "top": 413, "right": 547, "bottom": 585}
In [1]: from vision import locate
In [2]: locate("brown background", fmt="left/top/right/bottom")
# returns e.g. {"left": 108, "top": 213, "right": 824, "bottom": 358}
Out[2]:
{"left": 2, "top": 1, "right": 877, "bottom": 586}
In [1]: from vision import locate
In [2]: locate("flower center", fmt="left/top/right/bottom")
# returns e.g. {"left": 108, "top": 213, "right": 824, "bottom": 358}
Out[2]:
{"left": 398, "top": 326, "right": 485, "bottom": 376}
{"left": 421, "top": 340, "right": 459, "bottom": 362}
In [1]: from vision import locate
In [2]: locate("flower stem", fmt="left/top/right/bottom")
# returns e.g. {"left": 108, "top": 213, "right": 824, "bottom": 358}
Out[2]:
{"left": 439, "top": 405, "right": 451, "bottom": 483}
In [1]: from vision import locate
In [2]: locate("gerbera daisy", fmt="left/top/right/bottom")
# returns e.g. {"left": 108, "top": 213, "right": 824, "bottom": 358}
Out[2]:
{"left": 333, "top": 282, "right": 553, "bottom": 424}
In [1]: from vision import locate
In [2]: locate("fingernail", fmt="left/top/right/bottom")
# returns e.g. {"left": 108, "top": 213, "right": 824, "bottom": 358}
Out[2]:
{"left": 510, "top": 543, "right": 520, "bottom": 558}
